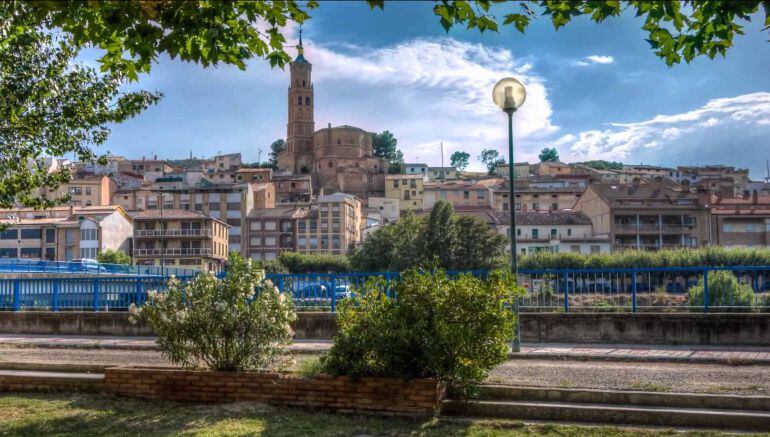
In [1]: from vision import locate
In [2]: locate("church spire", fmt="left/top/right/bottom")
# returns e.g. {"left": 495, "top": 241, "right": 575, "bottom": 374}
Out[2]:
{"left": 295, "top": 26, "right": 307, "bottom": 62}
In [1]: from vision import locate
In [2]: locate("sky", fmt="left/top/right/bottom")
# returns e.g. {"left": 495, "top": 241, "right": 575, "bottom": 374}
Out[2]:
{"left": 93, "top": 2, "right": 770, "bottom": 178}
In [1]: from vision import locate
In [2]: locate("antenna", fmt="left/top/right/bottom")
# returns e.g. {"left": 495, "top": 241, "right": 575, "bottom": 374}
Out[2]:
{"left": 440, "top": 142, "right": 445, "bottom": 182}
{"left": 766, "top": 159, "right": 769, "bottom": 183}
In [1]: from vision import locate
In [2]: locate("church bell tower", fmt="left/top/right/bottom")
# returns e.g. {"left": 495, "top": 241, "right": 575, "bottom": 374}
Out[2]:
{"left": 278, "top": 29, "right": 315, "bottom": 173}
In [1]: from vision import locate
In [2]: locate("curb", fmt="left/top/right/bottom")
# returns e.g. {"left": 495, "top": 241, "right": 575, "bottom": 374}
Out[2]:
{"left": 507, "top": 352, "right": 770, "bottom": 366}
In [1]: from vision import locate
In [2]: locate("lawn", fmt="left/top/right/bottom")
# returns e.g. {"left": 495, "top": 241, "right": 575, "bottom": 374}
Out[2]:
{"left": 0, "top": 393, "right": 737, "bottom": 437}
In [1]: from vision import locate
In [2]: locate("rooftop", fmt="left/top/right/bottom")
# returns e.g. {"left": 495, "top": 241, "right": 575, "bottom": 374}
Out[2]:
{"left": 247, "top": 206, "right": 305, "bottom": 219}
{"left": 132, "top": 209, "right": 225, "bottom": 222}
{"left": 487, "top": 211, "right": 592, "bottom": 226}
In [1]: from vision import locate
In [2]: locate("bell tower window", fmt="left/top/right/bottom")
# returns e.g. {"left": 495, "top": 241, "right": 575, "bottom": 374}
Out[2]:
{"left": 297, "top": 96, "right": 302, "bottom": 105}
{"left": 305, "top": 97, "right": 311, "bottom": 105}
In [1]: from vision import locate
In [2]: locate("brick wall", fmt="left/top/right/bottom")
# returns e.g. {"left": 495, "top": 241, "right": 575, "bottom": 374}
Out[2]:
{"left": 104, "top": 367, "right": 443, "bottom": 417}
{"left": 0, "top": 373, "right": 103, "bottom": 392}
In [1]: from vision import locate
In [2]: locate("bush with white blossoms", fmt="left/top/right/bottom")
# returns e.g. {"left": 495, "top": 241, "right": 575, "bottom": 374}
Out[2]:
{"left": 129, "top": 253, "right": 296, "bottom": 372}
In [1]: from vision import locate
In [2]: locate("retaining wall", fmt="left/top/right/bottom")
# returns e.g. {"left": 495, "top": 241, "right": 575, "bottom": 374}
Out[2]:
{"left": 104, "top": 367, "right": 442, "bottom": 417}
{"left": 1, "top": 312, "right": 768, "bottom": 345}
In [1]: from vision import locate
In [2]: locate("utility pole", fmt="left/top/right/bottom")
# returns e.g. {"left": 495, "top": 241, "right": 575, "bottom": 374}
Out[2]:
{"left": 440, "top": 142, "right": 445, "bottom": 182}
{"left": 258, "top": 148, "right": 263, "bottom": 165}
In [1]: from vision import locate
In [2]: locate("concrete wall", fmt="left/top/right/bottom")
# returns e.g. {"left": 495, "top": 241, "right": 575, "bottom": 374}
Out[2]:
{"left": 1, "top": 312, "right": 768, "bottom": 345}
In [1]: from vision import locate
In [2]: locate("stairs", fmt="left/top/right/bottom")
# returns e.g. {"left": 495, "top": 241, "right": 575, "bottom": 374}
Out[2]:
{"left": 441, "top": 385, "right": 770, "bottom": 431}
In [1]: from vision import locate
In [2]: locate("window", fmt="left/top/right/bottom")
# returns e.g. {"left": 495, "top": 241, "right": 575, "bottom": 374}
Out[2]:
{"left": 80, "top": 228, "right": 98, "bottom": 241}
{"left": 20, "top": 248, "right": 41, "bottom": 259}
{"left": 297, "top": 96, "right": 302, "bottom": 105}
{"left": 250, "top": 237, "right": 262, "bottom": 246}
{"left": 723, "top": 223, "right": 733, "bottom": 232}
{"left": 209, "top": 202, "right": 220, "bottom": 211}
{"left": 45, "top": 247, "right": 56, "bottom": 260}
{"left": 515, "top": 202, "right": 522, "bottom": 211}
{"left": 45, "top": 228, "right": 56, "bottom": 243}
{"left": 571, "top": 245, "right": 581, "bottom": 253}
{"left": 463, "top": 191, "right": 470, "bottom": 200}
{"left": 328, "top": 161, "right": 333, "bottom": 168}
{"left": 264, "top": 221, "right": 277, "bottom": 231}
{"left": 532, "top": 229, "right": 539, "bottom": 239}
{"left": 0, "top": 248, "right": 18, "bottom": 258}
{"left": 298, "top": 221, "right": 306, "bottom": 231}
{"left": 20, "top": 229, "right": 41, "bottom": 239}
{"left": 746, "top": 223, "right": 756, "bottom": 232}
{"left": 298, "top": 237, "right": 306, "bottom": 247}
{"left": 85, "top": 186, "right": 91, "bottom": 195}
{"left": 533, "top": 203, "right": 539, "bottom": 210}
{"left": 226, "top": 202, "right": 240, "bottom": 211}
{"left": 249, "top": 221, "right": 262, "bottom": 231}
{"left": 79, "top": 247, "right": 98, "bottom": 259}
{"left": 517, "top": 228, "right": 521, "bottom": 236}
{"left": 305, "top": 97, "right": 310, "bottom": 105}
{"left": 567, "top": 228, "right": 572, "bottom": 237}
{"left": 410, "top": 180, "right": 417, "bottom": 188}
{"left": 551, "top": 203, "right": 558, "bottom": 211}
{"left": 477, "top": 190, "right": 485, "bottom": 200}
{"left": 393, "top": 180, "right": 399, "bottom": 188}
{"left": 590, "top": 245, "right": 601, "bottom": 254}
{"left": 1, "top": 229, "right": 18, "bottom": 240}
{"left": 551, "top": 228, "right": 557, "bottom": 237}
{"left": 309, "top": 220, "right": 317, "bottom": 231}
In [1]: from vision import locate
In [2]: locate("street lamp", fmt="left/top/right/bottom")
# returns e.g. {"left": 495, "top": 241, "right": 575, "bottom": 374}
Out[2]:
{"left": 493, "top": 77, "right": 526, "bottom": 352}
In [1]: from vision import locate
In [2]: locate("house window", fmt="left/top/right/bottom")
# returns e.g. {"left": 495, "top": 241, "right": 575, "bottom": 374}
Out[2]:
{"left": 567, "top": 228, "right": 572, "bottom": 237}
{"left": 80, "top": 229, "right": 98, "bottom": 241}
{"left": 297, "top": 96, "right": 302, "bottom": 105}
{"left": 20, "top": 248, "right": 41, "bottom": 259}
{"left": 746, "top": 223, "right": 756, "bottom": 232}
{"left": 305, "top": 97, "right": 310, "bottom": 105}
{"left": 85, "top": 187, "right": 92, "bottom": 195}
{"left": 533, "top": 203, "right": 539, "bottom": 210}
{"left": 463, "top": 191, "right": 470, "bottom": 200}
{"left": 532, "top": 229, "right": 539, "bottom": 239}
{"left": 551, "top": 229, "right": 557, "bottom": 237}
{"left": 590, "top": 245, "right": 601, "bottom": 254}
{"left": 20, "top": 229, "right": 41, "bottom": 239}
{"left": 551, "top": 203, "right": 558, "bottom": 211}
{"left": 393, "top": 180, "right": 399, "bottom": 188}
{"left": 516, "top": 228, "right": 521, "bottom": 237}
{"left": 45, "top": 228, "right": 56, "bottom": 243}
{"left": 723, "top": 223, "right": 733, "bottom": 232}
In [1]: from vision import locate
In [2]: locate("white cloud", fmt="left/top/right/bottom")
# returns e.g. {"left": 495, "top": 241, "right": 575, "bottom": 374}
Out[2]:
{"left": 297, "top": 37, "right": 558, "bottom": 170}
{"left": 558, "top": 92, "right": 770, "bottom": 169}
{"left": 585, "top": 55, "right": 614, "bottom": 64}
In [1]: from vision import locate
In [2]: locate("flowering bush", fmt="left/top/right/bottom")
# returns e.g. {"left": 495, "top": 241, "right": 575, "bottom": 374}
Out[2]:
{"left": 129, "top": 254, "right": 296, "bottom": 371}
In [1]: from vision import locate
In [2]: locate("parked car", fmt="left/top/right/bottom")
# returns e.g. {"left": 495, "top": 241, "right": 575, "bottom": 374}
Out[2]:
{"left": 70, "top": 258, "right": 106, "bottom": 273}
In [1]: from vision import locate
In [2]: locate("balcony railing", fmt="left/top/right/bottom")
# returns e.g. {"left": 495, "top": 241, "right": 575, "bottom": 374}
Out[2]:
{"left": 614, "top": 223, "right": 693, "bottom": 233}
{"left": 133, "top": 248, "right": 213, "bottom": 256}
{"left": 135, "top": 229, "right": 212, "bottom": 238}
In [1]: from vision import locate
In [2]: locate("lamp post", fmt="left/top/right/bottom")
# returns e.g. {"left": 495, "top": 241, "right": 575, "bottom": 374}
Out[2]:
{"left": 492, "top": 77, "right": 526, "bottom": 353}
{"left": 151, "top": 191, "right": 165, "bottom": 276}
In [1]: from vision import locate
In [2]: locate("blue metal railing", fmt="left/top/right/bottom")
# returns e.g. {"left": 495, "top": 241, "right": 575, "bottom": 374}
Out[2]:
{"left": 0, "top": 258, "right": 201, "bottom": 277}
{"left": 0, "top": 265, "right": 768, "bottom": 312}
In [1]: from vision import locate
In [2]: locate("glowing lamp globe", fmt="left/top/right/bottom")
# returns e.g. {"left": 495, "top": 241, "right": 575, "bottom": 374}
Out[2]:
{"left": 492, "top": 77, "right": 526, "bottom": 112}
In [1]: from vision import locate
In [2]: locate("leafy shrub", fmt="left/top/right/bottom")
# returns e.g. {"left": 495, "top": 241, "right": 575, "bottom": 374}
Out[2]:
{"left": 687, "top": 270, "right": 756, "bottom": 308}
{"left": 129, "top": 254, "right": 296, "bottom": 371}
{"left": 321, "top": 269, "right": 524, "bottom": 394}
{"left": 296, "top": 356, "right": 324, "bottom": 379}
{"left": 278, "top": 251, "right": 351, "bottom": 273}
{"left": 97, "top": 249, "right": 131, "bottom": 265}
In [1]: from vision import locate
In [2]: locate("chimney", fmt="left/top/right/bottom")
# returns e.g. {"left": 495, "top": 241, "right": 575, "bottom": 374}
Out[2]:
{"left": 752, "top": 190, "right": 758, "bottom": 204}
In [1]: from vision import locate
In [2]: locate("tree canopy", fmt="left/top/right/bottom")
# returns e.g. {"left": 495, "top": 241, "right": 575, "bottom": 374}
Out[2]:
{"left": 351, "top": 200, "right": 507, "bottom": 271}
{"left": 578, "top": 160, "right": 625, "bottom": 171}
{"left": 0, "top": 24, "right": 159, "bottom": 213}
{"left": 369, "top": 0, "right": 770, "bottom": 67}
{"left": 538, "top": 147, "right": 559, "bottom": 163}
{"left": 450, "top": 151, "right": 471, "bottom": 171}
{"left": 478, "top": 149, "right": 505, "bottom": 175}
{"left": 267, "top": 139, "right": 286, "bottom": 170}
{"left": 371, "top": 130, "right": 404, "bottom": 174}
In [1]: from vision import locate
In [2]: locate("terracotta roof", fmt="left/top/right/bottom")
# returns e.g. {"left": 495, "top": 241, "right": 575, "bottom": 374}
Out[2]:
{"left": 386, "top": 174, "right": 424, "bottom": 180}
{"left": 589, "top": 182, "right": 701, "bottom": 207}
{"left": 247, "top": 206, "right": 304, "bottom": 219}
{"left": 424, "top": 181, "right": 492, "bottom": 191}
{"left": 132, "top": 209, "right": 223, "bottom": 222}
{"left": 487, "top": 211, "right": 592, "bottom": 226}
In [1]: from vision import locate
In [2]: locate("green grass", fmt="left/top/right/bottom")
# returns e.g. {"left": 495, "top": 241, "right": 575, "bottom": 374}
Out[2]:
{"left": 0, "top": 392, "right": 739, "bottom": 436}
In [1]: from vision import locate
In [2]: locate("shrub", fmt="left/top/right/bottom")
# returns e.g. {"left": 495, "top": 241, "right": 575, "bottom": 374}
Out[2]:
{"left": 687, "top": 270, "right": 756, "bottom": 308}
{"left": 321, "top": 269, "right": 524, "bottom": 394}
{"left": 97, "top": 249, "right": 131, "bottom": 265}
{"left": 129, "top": 253, "right": 296, "bottom": 371}
{"left": 278, "top": 251, "right": 351, "bottom": 273}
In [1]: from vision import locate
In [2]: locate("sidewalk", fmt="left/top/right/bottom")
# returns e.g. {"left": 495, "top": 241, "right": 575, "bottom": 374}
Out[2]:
{"left": 1, "top": 334, "right": 768, "bottom": 364}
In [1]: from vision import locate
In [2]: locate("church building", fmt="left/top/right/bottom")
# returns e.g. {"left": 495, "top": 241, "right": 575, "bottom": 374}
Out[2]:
{"left": 276, "top": 34, "right": 387, "bottom": 199}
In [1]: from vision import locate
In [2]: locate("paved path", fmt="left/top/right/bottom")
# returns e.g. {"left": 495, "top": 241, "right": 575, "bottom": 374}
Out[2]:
{"left": 1, "top": 334, "right": 768, "bottom": 364}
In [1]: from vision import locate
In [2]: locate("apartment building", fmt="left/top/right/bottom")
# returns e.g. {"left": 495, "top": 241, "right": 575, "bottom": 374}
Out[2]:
{"left": 117, "top": 158, "right": 176, "bottom": 175}
{"left": 132, "top": 209, "right": 229, "bottom": 272}
{"left": 427, "top": 166, "right": 458, "bottom": 181}
{"left": 711, "top": 191, "right": 770, "bottom": 247}
{"left": 0, "top": 206, "right": 133, "bottom": 261}
{"left": 295, "top": 193, "right": 361, "bottom": 255}
{"left": 573, "top": 182, "right": 710, "bottom": 251}
{"left": 245, "top": 206, "right": 304, "bottom": 261}
{"left": 496, "top": 162, "right": 530, "bottom": 179}
{"left": 403, "top": 163, "right": 428, "bottom": 176}
{"left": 490, "top": 181, "right": 583, "bottom": 213}
{"left": 487, "top": 211, "right": 610, "bottom": 254}
{"left": 367, "top": 197, "right": 400, "bottom": 223}
{"left": 672, "top": 165, "right": 750, "bottom": 197}
{"left": 235, "top": 167, "right": 272, "bottom": 183}
{"left": 385, "top": 174, "right": 424, "bottom": 213}
{"left": 40, "top": 174, "right": 116, "bottom": 207}
{"left": 532, "top": 161, "right": 572, "bottom": 177}
{"left": 422, "top": 180, "right": 494, "bottom": 211}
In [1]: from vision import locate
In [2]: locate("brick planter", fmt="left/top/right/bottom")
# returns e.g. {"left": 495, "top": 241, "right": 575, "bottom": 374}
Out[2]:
{"left": 104, "top": 367, "right": 443, "bottom": 417}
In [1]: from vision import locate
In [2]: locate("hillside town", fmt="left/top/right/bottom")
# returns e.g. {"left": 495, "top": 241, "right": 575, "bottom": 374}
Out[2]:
{"left": 2, "top": 38, "right": 769, "bottom": 273}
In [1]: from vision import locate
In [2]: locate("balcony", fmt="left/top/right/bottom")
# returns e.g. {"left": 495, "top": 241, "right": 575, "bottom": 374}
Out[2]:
{"left": 614, "top": 223, "right": 693, "bottom": 233}
{"left": 135, "top": 229, "right": 212, "bottom": 238}
{"left": 134, "top": 248, "right": 213, "bottom": 257}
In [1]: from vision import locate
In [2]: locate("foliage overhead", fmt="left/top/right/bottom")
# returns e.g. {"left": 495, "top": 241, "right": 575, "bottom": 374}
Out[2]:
{"left": 538, "top": 147, "right": 559, "bottom": 163}
{"left": 0, "top": 24, "right": 160, "bottom": 215}
{"left": 450, "top": 151, "right": 471, "bottom": 171}
{"left": 368, "top": 0, "right": 770, "bottom": 67}
{"left": 322, "top": 269, "right": 524, "bottom": 394}
{"left": 1, "top": 1, "right": 319, "bottom": 77}
{"left": 478, "top": 149, "right": 505, "bottom": 175}
{"left": 130, "top": 253, "right": 296, "bottom": 371}
{"left": 351, "top": 200, "right": 508, "bottom": 271}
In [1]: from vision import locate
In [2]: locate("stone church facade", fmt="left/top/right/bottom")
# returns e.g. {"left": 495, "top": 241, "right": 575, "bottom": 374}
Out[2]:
{"left": 277, "top": 38, "right": 386, "bottom": 198}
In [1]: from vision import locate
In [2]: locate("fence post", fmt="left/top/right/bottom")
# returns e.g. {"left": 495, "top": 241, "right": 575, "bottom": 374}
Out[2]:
{"left": 631, "top": 270, "right": 637, "bottom": 313}
{"left": 93, "top": 278, "right": 99, "bottom": 312}
{"left": 703, "top": 269, "right": 709, "bottom": 313}
{"left": 12, "top": 279, "right": 20, "bottom": 311}
{"left": 330, "top": 274, "right": 336, "bottom": 313}
{"left": 278, "top": 276, "right": 284, "bottom": 294}
{"left": 52, "top": 279, "right": 60, "bottom": 312}
{"left": 136, "top": 277, "right": 144, "bottom": 306}
{"left": 562, "top": 271, "right": 569, "bottom": 314}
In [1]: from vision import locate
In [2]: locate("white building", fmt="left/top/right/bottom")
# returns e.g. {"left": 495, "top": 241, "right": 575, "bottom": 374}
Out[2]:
{"left": 487, "top": 211, "right": 610, "bottom": 255}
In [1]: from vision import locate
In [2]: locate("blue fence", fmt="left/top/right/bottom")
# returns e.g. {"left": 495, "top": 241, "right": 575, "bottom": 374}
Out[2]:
{"left": 1, "top": 265, "right": 768, "bottom": 312}
{"left": 0, "top": 258, "right": 201, "bottom": 277}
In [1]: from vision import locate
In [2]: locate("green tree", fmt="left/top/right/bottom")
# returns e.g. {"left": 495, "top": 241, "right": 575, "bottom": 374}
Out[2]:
{"left": 351, "top": 211, "right": 424, "bottom": 271}
{"left": 267, "top": 139, "right": 286, "bottom": 169}
{"left": 0, "top": 25, "right": 159, "bottom": 217}
{"left": 452, "top": 215, "right": 508, "bottom": 270}
{"left": 368, "top": 1, "right": 770, "bottom": 67}
{"left": 450, "top": 151, "right": 471, "bottom": 171}
{"left": 579, "top": 160, "right": 624, "bottom": 171}
{"left": 372, "top": 130, "right": 404, "bottom": 173}
{"left": 419, "top": 200, "right": 456, "bottom": 267}
{"left": 97, "top": 249, "right": 132, "bottom": 265}
{"left": 538, "top": 147, "right": 559, "bottom": 163}
{"left": 478, "top": 149, "right": 505, "bottom": 175}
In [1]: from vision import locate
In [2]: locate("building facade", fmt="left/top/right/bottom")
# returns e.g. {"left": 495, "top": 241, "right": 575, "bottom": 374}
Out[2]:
{"left": 132, "top": 209, "right": 229, "bottom": 272}
{"left": 245, "top": 206, "right": 303, "bottom": 261}
{"left": 295, "top": 193, "right": 361, "bottom": 255}
{"left": 487, "top": 211, "right": 610, "bottom": 254}
{"left": 711, "top": 192, "right": 770, "bottom": 247}
{"left": 385, "top": 175, "right": 424, "bottom": 213}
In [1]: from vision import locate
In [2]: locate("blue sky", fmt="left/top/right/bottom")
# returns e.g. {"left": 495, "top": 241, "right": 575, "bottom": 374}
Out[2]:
{"left": 97, "top": 2, "right": 770, "bottom": 177}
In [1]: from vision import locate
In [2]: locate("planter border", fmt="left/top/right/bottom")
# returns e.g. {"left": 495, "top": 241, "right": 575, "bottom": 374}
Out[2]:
{"left": 104, "top": 366, "right": 444, "bottom": 417}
